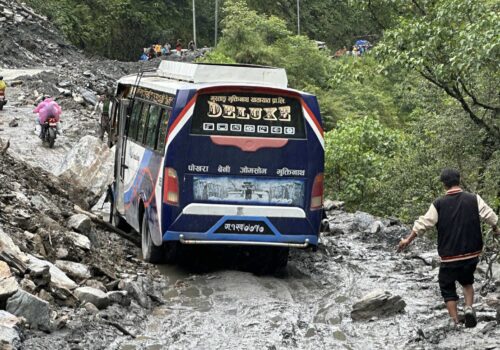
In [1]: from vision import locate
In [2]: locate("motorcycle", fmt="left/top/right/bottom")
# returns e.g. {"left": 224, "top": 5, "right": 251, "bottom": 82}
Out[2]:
{"left": 41, "top": 117, "right": 58, "bottom": 148}
{"left": 0, "top": 90, "right": 7, "bottom": 111}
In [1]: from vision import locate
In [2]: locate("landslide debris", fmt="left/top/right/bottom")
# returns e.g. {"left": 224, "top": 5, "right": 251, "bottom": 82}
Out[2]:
{"left": 0, "top": 147, "right": 165, "bottom": 349}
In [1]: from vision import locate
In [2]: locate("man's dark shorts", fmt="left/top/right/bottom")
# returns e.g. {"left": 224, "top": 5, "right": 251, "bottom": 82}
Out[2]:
{"left": 438, "top": 257, "right": 479, "bottom": 302}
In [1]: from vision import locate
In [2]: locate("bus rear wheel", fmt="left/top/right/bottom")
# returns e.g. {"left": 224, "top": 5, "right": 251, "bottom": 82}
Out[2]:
{"left": 252, "top": 247, "right": 289, "bottom": 274}
{"left": 141, "top": 213, "right": 179, "bottom": 264}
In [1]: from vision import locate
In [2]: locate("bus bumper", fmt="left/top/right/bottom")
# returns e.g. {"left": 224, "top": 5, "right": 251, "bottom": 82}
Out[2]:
{"left": 179, "top": 234, "right": 311, "bottom": 248}
{"left": 162, "top": 215, "right": 319, "bottom": 247}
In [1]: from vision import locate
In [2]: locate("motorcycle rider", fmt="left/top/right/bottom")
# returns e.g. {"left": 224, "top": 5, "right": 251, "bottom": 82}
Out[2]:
{"left": 33, "top": 97, "right": 61, "bottom": 138}
{"left": 0, "top": 76, "right": 6, "bottom": 94}
{"left": 0, "top": 76, "right": 6, "bottom": 106}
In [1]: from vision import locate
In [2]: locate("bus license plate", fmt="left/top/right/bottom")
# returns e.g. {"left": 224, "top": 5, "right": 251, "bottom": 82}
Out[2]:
{"left": 215, "top": 220, "right": 273, "bottom": 235}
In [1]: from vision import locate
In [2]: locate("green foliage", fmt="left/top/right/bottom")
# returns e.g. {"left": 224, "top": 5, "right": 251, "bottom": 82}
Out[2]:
{"left": 324, "top": 117, "right": 405, "bottom": 212}
{"left": 376, "top": 0, "right": 500, "bottom": 142}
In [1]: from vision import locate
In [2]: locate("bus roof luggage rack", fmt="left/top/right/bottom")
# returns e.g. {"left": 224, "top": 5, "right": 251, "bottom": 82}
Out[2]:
{"left": 157, "top": 61, "right": 288, "bottom": 88}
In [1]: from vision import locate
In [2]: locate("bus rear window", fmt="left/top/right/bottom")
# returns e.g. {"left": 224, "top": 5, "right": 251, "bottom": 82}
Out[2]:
{"left": 191, "top": 92, "right": 306, "bottom": 139}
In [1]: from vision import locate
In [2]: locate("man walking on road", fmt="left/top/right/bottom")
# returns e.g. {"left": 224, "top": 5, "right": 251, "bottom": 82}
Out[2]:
{"left": 398, "top": 168, "right": 499, "bottom": 329}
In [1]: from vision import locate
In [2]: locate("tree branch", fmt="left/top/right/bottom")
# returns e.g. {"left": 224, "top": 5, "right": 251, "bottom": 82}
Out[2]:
{"left": 411, "top": 0, "right": 426, "bottom": 16}
{"left": 458, "top": 79, "right": 498, "bottom": 111}
{"left": 419, "top": 69, "right": 499, "bottom": 141}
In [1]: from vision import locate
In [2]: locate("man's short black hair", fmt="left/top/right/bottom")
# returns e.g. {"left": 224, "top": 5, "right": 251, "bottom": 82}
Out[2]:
{"left": 440, "top": 168, "right": 460, "bottom": 188}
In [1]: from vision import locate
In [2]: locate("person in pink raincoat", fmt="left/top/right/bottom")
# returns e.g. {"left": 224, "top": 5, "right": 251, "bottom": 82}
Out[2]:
{"left": 33, "top": 97, "right": 62, "bottom": 137}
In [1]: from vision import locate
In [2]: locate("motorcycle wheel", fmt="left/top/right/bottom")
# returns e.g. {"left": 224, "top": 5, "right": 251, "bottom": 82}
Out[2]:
{"left": 48, "top": 128, "right": 56, "bottom": 148}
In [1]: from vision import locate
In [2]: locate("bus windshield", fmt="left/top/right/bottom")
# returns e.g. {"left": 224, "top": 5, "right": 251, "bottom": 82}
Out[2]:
{"left": 191, "top": 92, "right": 306, "bottom": 139}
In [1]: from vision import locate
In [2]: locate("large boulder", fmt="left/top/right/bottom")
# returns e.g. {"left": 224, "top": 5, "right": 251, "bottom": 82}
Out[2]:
{"left": 6, "top": 290, "right": 50, "bottom": 329}
{"left": 27, "top": 255, "right": 78, "bottom": 290}
{"left": 74, "top": 287, "right": 109, "bottom": 309}
{"left": 53, "top": 136, "right": 115, "bottom": 197}
{"left": 351, "top": 290, "right": 406, "bottom": 321}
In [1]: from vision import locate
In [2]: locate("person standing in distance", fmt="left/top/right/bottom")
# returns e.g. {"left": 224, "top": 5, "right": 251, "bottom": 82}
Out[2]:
{"left": 398, "top": 168, "right": 499, "bottom": 328}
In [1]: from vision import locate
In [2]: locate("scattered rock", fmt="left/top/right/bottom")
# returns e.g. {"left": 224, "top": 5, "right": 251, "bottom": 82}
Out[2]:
{"left": 353, "top": 211, "right": 376, "bottom": 231}
{"left": 28, "top": 263, "right": 51, "bottom": 288}
{"left": 84, "top": 279, "right": 107, "bottom": 292}
{"left": 324, "top": 199, "right": 345, "bottom": 211}
{"left": 20, "top": 278, "right": 36, "bottom": 294}
{"left": 369, "top": 220, "right": 384, "bottom": 234}
{"left": 107, "top": 290, "right": 131, "bottom": 307}
{"left": 6, "top": 289, "right": 50, "bottom": 330}
{"left": 79, "top": 88, "right": 97, "bottom": 106}
{"left": 8, "top": 119, "right": 19, "bottom": 127}
{"left": 67, "top": 214, "right": 91, "bottom": 235}
{"left": 55, "top": 247, "right": 69, "bottom": 259}
{"left": 0, "top": 261, "right": 11, "bottom": 279}
{"left": 65, "top": 231, "right": 91, "bottom": 250}
{"left": 0, "top": 311, "right": 21, "bottom": 349}
{"left": 74, "top": 287, "right": 109, "bottom": 310}
{"left": 55, "top": 260, "right": 91, "bottom": 280}
{"left": 351, "top": 290, "right": 406, "bottom": 320}
{"left": 58, "top": 81, "right": 71, "bottom": 88}
{"left": 0, "top": 277, "right": 19, "bottom": 302}
{"left": 84, "top": 302, "right": 99, "bottom": 314}
{"left": 118, "top": 278, "right": 150, "bottom": 309}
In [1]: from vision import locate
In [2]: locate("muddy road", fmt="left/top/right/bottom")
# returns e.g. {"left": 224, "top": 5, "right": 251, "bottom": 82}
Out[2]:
{"left": 117, "top": 229, "right": 500, "bottom": 350}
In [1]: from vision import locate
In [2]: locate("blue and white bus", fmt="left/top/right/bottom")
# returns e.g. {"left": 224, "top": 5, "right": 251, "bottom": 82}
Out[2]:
{"left": 111, "top": 61, "right": 324, "bottom": 267}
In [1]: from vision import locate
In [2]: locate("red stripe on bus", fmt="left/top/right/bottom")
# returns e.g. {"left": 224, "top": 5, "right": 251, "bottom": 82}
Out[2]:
{"left": 166, "top": 93, "right": 198, "bottom": 143}
{"left": 210, "top": 136, "right": 288, "bottom": 152}
{"left": 301, "top": 101, "right": 323, "bottom": 137}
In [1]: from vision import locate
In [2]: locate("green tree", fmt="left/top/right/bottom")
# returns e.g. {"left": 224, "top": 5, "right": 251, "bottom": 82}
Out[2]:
{"left": 376, "top": 0, "right": 500, "bottom": 143}
{"left": 324, "top": 116, "right": 405, "bottom": 212}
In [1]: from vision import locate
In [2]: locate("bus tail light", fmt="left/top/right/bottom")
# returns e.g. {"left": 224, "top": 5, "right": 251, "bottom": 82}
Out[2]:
{"left": 310, "top": 173, "right": 324, "bottom": 210}
{"left": 163, "top": 167, "right": 179, "bottom": 206}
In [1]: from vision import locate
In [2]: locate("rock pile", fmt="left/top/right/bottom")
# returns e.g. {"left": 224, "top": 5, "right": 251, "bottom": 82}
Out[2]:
{"left": 0, "top": 0, "right": 81, "bottom": 68}
{"left": 0, "top": 150, "right": 163, "bottom": 349}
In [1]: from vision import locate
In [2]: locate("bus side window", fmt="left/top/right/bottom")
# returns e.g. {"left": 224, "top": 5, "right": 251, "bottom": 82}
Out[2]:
{"left": 137, "top": 104, "right": 150, "bottom": 144}
{"left": 156, "top": 108, "right": 171, "bottom": 152}
{"left": 128, "top": 101, "right": 143, "bottom": 140}
{"left": 145, "top": 105, "right": 161, "bottom": 149}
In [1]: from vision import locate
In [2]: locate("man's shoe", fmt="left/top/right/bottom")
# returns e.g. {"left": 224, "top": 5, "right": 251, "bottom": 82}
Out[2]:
{"left": 464, "top": 306, "right": 477, "bottom": 328}
{"left": 447, "top": 318, "right": 459, "bottom": 331}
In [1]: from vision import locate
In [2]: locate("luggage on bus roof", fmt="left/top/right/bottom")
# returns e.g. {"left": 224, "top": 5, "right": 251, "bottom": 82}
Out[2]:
{"left": 156, "top": 61, "right": 288, "bottom": 88}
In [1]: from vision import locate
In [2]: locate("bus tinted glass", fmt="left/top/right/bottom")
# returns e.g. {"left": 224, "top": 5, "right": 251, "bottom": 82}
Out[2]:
{"left": 145, "top": 105, "right": 161, "bottom": 149}
{"left": 191, "top": 92, "right": 306, "bottom": 139}
{"left": 128, "top": 101, "right": 143, "bottom": 140}
{"left": 137, "top": 104, "right": 149, "bottom": 142}
{"left": 156, "top": 109, "right": 171, "bottom": 152}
